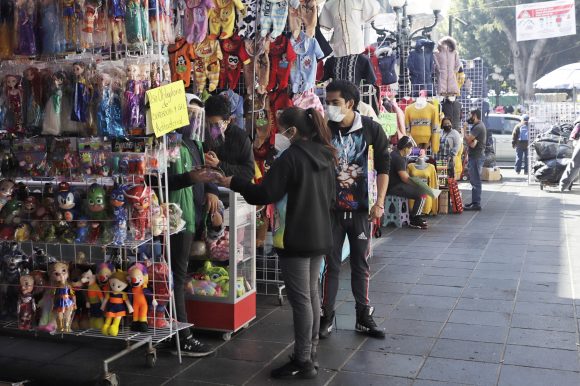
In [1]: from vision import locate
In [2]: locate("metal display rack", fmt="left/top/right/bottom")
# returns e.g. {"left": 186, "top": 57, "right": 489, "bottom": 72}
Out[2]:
{"left": 525, "top": 102, "right": 577, "bottom": 186}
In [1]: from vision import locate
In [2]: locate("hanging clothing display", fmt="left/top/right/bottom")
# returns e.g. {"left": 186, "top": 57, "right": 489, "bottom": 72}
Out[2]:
{"left": 318, "top": 0, "right": 380, "bottom": 57}
{"left": 184, "top": 0, "right": 214, "bottom": 44}
{"left": 407, "top": 39, "right": 435, "bottom": 97}
{"left": 267, "top": 34, "right": 297, "bottom": 92}
{"left": 322, "top": 54, "right": 376, "bottom": 86}
{"left": 237, "top": 0, "right": 258, "bottom": 39}
{"left": 219, "top": 35, "right": 245, "bottom": 90}
{"left": 288, "top": 0, "right": 317, "bottom": 38}
{"left": 192, "top": 37, "right": 223, "bottom": 92}
{"left": 208, "top": 0, "right": 245, "bottom": 40}
{"left": 168, "top": 37, "right": 196, "bottom": 87}
{"left": 289, "top": 32, "right": 324, "bottom": 94}
{"left": 441, "top": 98, "right": 462, "bottom": 132}
{"left": 260, "top": 0, "right": 290, "bottom": 39}
{"left": 434, "top": 36, "right": 461, "bottom": 96}
{"left": 378, "top": 52, "right": 397, "bottom": 85}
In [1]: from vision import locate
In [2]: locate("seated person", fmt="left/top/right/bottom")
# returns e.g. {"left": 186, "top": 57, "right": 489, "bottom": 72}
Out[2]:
{"left": 203, "top": 95, "right": 255, "bottom": 182}
{"left": 387, "top": 136, "right": 429, "bottom": 229}
{"left": 438, "top": 117, "right": 463, "bottom": 179}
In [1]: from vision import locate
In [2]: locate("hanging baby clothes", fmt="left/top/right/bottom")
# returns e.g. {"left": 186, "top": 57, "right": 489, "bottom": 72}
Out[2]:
{"left": 318, "top": 0, "right": 380, "bottom": 57}
{"left": 219, "top": 35, "right": 244, "bottom": 90}
{"left": 97, "top": 86, "right": 124, "bottom": 138}
{"left": 289, "top": 32, "right": 324, "bottom": 94}
{"left": 237, "top": 0, "right": 258, "bottom": 39}
{"left": 209, "top": 0, "right": 245, "bottom": 40}
{"left": 184, "top": 0, "right": 214, "bottom": 44}
{"left": 260, "top": 0, "right": 289, "bottom": 39}
{"left": 322, "top": 54, "right": 376, "bottom": 86}
{"left": 288, "top": 0, "right": 317, "bottom": 38}
{"left": 267, "top": 34, "right": 297, "bottom": 92}
{"left": 240, "top": 37, "right": 270, "bottom": 96}
{"left": 193, "top": 37, "right": 223, "bottom": 93}
{"left": 168, "top": 37, "right": 195, "bottom": 87}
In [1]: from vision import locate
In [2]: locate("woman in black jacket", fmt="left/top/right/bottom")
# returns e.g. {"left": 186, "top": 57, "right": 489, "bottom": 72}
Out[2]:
{"left": 218, "top": 107, "right": 336, "bottom": 379}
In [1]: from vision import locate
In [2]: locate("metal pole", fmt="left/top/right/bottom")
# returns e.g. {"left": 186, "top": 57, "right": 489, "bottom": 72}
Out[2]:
{"left": 448, "top": 16, "right": 453, "bottom": 37}
{"left": 397, "top": 3, "right": 410, "bottom": 98}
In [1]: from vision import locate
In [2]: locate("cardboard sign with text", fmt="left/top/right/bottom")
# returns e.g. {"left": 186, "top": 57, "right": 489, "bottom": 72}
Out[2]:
{"left": 146, "top": 80, "right": 189, "bottom": 137}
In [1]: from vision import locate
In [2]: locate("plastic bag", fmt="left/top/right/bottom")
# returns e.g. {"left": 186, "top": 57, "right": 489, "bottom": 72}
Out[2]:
{"left": 534, "top": 158, "right": 569, "bottom": 183}
{"left": 533, "top": 139, "right": 573, "bottom": 161}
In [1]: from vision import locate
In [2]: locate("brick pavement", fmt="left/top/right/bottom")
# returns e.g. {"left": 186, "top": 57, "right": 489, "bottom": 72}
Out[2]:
{"left": 1, "top": 171, "right": 579, "bottom": 385}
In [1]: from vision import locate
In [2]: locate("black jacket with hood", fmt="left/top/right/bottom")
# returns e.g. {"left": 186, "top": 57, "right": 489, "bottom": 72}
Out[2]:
{"left": 230, "top": 140, "right": 336, "bottom": 258}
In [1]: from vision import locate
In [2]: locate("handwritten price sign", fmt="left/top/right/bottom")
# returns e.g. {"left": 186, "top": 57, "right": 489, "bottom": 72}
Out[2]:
{"left": 146, "top": 80, "right": 190, "bottom": 137}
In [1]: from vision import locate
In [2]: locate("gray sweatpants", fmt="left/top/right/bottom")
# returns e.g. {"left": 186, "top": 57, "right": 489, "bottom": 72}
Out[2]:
{"left": 279, "top": 256, "right": 323, "bottom": 363}
{"left": 560, "top": 140, "right": 580, "bottom": 190}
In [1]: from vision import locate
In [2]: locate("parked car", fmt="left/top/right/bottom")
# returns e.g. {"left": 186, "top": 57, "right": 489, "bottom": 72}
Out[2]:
{"left": 486, "top": 113, "right": 521, "bottom": 162}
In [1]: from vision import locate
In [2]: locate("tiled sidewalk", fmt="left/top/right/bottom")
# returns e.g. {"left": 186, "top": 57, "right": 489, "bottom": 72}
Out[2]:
{"left": 1, "top": 171, "right": 580, "bottom": 386}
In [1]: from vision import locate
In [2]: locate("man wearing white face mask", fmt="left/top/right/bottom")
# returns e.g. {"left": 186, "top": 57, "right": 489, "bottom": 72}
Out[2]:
{"left": 320, "top": 80, "right": 391, "bottom": 339}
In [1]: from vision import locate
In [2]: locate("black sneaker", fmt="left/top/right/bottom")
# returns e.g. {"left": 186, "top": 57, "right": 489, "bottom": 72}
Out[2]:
{"left": 311, "top": 351, "right": 319, "bottom": 370}
{"left": 409, "top": 217, "right": 428, "bottom": 229}
{"left": 171, "top": 336, "right": 216, "bottom": 357}
{"left": 271, "top": 355, "right": 317, "bottom": 379}
{"left": 319, "top": 309, "right": 334, "bottom": 339}
{"left": 355, "top": 306, "right": 385, "bottom": 338}
{"left": 464, "top": 204, "right": 482, "bottom": 211}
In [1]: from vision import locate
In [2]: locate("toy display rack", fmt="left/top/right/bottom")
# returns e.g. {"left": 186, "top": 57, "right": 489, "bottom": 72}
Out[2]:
{"left": 525, "top": 101, "right": 577, "bottom": 186}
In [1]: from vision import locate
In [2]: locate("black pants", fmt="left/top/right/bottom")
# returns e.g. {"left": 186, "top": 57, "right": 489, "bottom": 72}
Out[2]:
{"left": 387, "top": 183, "right": 427, "bottom": 217}
{"left": 170, "top": 231, "right": 194, "bottom": 339}
{"left": 321, "top": 211, "right": 371, "bottom": 312}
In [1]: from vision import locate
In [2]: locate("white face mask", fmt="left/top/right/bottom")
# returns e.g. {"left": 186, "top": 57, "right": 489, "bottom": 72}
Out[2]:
{"left": 326, "top": 105, "right": 346, "bottom": 123}
{"left": 274, "top": 133, "right": 292, "bottom": 156}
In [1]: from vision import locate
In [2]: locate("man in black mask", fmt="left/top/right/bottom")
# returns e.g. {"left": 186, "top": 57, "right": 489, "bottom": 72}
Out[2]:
{"left": 462, "top": 109, "right": 486, "bottom": 211}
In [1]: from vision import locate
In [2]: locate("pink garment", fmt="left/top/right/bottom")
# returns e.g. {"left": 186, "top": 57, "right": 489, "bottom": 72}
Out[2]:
{"left": 184, "top": 0, "right": 214, "bottom": 44}
{"left": 291, "top": 89, "right": 324, "bottom": 116}
{"left": 570, "top": 123, "right": 580, "bottom": 141}
{"left": 434, "top": 37, "right": 461, "bottom": 95}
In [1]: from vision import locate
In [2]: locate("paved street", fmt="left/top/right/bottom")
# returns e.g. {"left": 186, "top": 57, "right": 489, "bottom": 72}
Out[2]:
{"left": 1, "top": 171, "right": 580, "bottom": 385}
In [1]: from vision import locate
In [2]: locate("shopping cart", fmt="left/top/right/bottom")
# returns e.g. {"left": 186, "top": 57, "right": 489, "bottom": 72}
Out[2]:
{"left": 256, "top": 248, "right": 285, "bottom": 306}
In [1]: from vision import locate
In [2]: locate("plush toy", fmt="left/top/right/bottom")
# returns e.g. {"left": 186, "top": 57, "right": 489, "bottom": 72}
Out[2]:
{"left": 86, "top": 183, "right": 108, "bottom": 244}
{"left": 187, "top": 274, "right": 220, "bottom": 297}
{"left": 110, "top": 184, "right": 128, "bottom": 246}
{"left": 146, "top": 259, "right": 170, "bottom": 328}
{"left": 75, "top": 216, "right": 89, "bottom": 243}
{"left": 55, "top": 182, "right": 78, "bottom": 241}
{"left": 0, "top": 243, "right": 28, "bottom": 316}
{"left": 200, "top": 260, "right": 229, "bottom": 297}
{"left": 69, "top": 264, "right": 91, "bottom": 330}
{"left": 50, "top": 261, "right": 76, "bottom": 333}
{"left": 150, "top": 191, "right": 166, "bottom": 237}
{"left": 96, "top": 262, "right": 115, "bottom": 293}
{"left": 127, "top": 262, "right": 156, "bottom": 332}
{"left": 124, "top": 184, "right": 151, "bottom": 241}
{"left": 235, "top": 277, "right": 246, "bottom": 298}
{"left": 30, "top": 248, "right": 57, "bottom": 271}
{"left": 17, "top": 274, "right": 36, "bottom": 330}
{"left": 101, "top": 271, "right": 133, "bottom": 336}
{"left": 31, "top": 270, "right": 54, "bottom": 332}
{"left": 83, "top": 268, "right": 104, "bottom": 329}
{"left": 0, "top": 179, "right": 15, "bottom": 212}
{"left": 14, "top": 223, "right": 31, "bottom": 242}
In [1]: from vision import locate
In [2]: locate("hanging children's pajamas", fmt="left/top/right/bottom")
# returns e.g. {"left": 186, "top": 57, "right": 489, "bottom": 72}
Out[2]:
{"left": 260, "top": 0, "right": 289, "bottom": 39}
{"left": 184, "top": 0, "right": 214, "bottom": 44}
{"left": 240, "top": 37, "right": 270, "bottom": 96}
{"left": 209, "top": 0, "right": 245, "bottom": 40}
{"left": 193, "top": 38, "right": 223, "bottom": 93}
{"left": 237, "top": 0, "right": 258, "bottom": 39}
{"left": 219, "top": 35, "right": 244, "bottom": 90}
{"left": 267, "top": 34, "right": 297, "bottom": 92}
{"left": 288, "top": 0, "right": 317, "bottom": 38}
{"left": 290, "top": 31, "right": 324, "bottom": 94}
{"left": 168, "top": 37, "right": 195, "bottom": 87}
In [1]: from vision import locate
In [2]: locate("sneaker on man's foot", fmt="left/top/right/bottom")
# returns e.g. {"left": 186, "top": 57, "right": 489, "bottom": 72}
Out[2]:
{"left": 171, "top": 336, "right": 216, "bottom": 357}
{"left": 409, "top": 217, "right": 428, "bottom": 229}
{"left": 271, "top": 355, "right": 317, "bottom": 379}
{"left": 319, "top": 309, "right": 334, "bottom": 339}
{"left": 355, "top": 306, "right": 385, "bottom": 338}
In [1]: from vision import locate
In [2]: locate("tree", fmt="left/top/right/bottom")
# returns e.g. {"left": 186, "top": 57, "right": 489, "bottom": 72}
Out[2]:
{"left": 447, "top": 0, "right": 580, "bottom": 101}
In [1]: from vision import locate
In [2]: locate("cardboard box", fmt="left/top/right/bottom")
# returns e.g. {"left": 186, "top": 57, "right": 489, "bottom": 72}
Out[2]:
{"left": 482, "top": 167, "right": 502, "bottom": 181}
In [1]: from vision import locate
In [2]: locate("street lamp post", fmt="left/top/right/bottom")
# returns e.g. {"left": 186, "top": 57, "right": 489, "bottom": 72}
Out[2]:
{"left": 388, "top": 0, "right": 444, "bottom": 97}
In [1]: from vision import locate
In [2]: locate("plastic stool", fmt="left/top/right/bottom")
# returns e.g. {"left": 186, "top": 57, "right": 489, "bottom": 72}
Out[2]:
{"left": 382, "top": 195, "right": 410, "bottom": 228}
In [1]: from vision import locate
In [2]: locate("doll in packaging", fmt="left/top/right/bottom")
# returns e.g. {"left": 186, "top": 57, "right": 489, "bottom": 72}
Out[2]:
{"left": 62, "top": 0, "right": 78, "bottom": 50}
{"left": 15, "top": 0, "right": 36, "bottom": 56}
{"left": 41, "top": 0, "right": 65, "bottom": 55}
{"left": 110, "top": 184, "right": 128, "bottom": 245}
{"left": 96, "top": 70, "right": 125, "bottom": 138}
{"left": 124, "top": 64, "right": 147, "bottom": 135}
{"left": 124, "top": 184, "right": 151, "bottom": 240}
{"left": 149, "top": 0, "right": 173, "bottom": 44}
{"left": 101, "top": 271, "right": 133, "bottom": 336}
{"left": 50, "top": 261, "right": 76, "bottom": 333}
{"left": 109, "top": 0, "right": 126, "bottom": 47}
{"left": 22, "top": 67, "right": 43, "bottom": 135}
{"left": 0, "top": 0, "right": 14, "bottom": 58}
{"left": 125, "top": 0, "right": 150, "bottom": 49}
{"left": 17, "top": 274, "right": 36, "bottom": 330}
{"left": 42, "top": 71, "right": 67, "bottom": 136}
{"left": 71, "top": 62, "right": 91, "bottom": 124}
{"left": 3, "top": 74, "right": 24, "bottom": 135}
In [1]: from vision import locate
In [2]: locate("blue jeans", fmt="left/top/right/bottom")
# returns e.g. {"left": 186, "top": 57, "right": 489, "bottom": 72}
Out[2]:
{"left": 468, "top": 156, "right": 484, "bottom": 205}
{"left": 514, "top": 142, "right": 528, "bottom": 173}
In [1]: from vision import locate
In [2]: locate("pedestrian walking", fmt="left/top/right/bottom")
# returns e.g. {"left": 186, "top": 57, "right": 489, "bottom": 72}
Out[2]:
{"left": 320, "top": 80, "right": 390, "bottom": 339}
{"left": 217, "top": 107, "right": 336, "bottom": 380}
{"left": 512, "top": 114, "right": 530, "bottom": 174}
{"left": 463, "top": 109, "right": 486, "bottom": 211}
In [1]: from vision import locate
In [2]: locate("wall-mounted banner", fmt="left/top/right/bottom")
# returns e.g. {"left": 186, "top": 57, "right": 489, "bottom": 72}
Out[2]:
{"left": 516, "top": 0, "right": 576, "bottom": 42}
{"left": 146, "top": 80, "right": 190, "bottom": 137}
